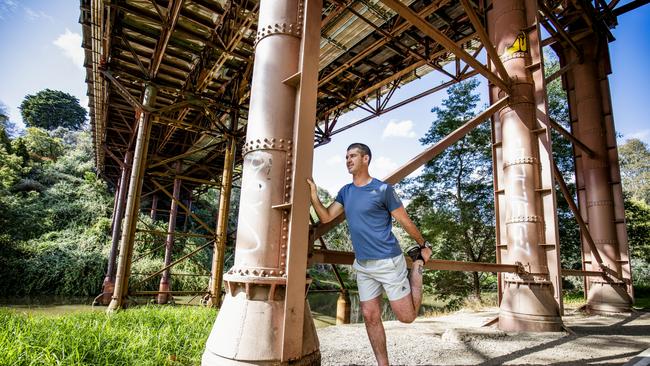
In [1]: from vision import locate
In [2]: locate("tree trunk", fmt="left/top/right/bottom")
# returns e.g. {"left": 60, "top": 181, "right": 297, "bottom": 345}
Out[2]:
{"left": 472, "top": 271, "right": 481, "bottom": 300}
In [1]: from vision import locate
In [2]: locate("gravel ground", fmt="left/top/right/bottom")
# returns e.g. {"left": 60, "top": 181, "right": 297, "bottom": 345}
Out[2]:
{"left": 317, "top": 307, "right": 650, "bottom": 365}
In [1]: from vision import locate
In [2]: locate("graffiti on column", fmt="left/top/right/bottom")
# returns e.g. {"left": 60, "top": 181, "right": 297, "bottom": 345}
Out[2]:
{"left": 239, "top": 151, "right": 273, "bottom": 253}
{"left": 508, "top": 141, "right": 531, "bottom": 256}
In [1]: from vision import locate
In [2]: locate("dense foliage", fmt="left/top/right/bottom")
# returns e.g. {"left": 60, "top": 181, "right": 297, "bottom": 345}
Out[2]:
{"left": 0, "top": 125, "right": 111, "bottom": 296}
{"left": 0, "top": 123, "right": 230, "bottom": 297}
{"left": 19, "top": 89, "right": 87, "bottom": 130}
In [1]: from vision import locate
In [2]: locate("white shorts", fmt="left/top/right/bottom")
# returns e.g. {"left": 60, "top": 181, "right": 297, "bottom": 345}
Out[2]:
{"left": 353, "top": 253, "right": 411, "bottom": 302}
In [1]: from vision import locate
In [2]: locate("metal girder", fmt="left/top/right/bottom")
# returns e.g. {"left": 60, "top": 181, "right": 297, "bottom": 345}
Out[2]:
{"left": 547, "top": 117, "right": 595, "bottom": 158}
{"left": 131, "top": 241, "right": 214, "bottom": 287}
{"left": 311, "top": 249, "right": 522, "bottom": 273}
{"left": 151, "top": 179, "right": 215, "bottom": 235}
{"left": 378, "top": 0, "right": 510, "bottom": 92}
{"left": 612, "top": 0, "right": 650, "bottom": 16}
{"left": 321, "top": 34, "right": 477, "bottom": 117}
{"left": 459, "top": 0, "right": 510, "bottom": 85}
{"left": 148, "top": 141, "right": 222, "bottom": 169}
{"left": 101, "top": 70, "right": 146, "bottom": 111}
{"left": 318, "top": 1, "right": 448, "bottom": 88}
{"left": 323, "top": 69, "right": 480, "bottom": 139}
{"left": 538, "top": 1, "right": 583, "bottom": 61}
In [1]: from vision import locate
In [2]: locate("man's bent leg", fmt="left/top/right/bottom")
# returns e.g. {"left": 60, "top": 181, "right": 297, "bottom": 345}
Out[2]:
{"left": 361, "top": 295, "right": 389, "bottom": 366}
{"left": 409, "top": 260, "right": 424, "bottom": 314}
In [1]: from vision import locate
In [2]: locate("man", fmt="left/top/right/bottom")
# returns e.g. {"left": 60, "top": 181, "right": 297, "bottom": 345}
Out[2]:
{"left": 307, "top": 142, "right": 432, "bottom": 366}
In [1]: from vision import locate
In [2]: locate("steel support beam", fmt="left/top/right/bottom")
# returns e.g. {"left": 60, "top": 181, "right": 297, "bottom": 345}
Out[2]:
{"left": 488, "top": 0, "right": 562, "bottom": 332}
{"left": 108, "top": 84, "right": 158, "bottom": 312}
{"left": 459, "top": 0, "right": 510, "bottom": 84}
{"left": 311, "top": 249, "right": 522, "bottom": 273}
{"left": 378, "top": 0, "right": 510, "bottom": 92}
{"left": 98, "top": 151, "right": 133, "bottom": 305}
{"left": 207, "top": 136, "right": 236, "bottom": 307}
{"left": 202, "top": 0, "right": 322, "bottom": 363}
{"left": 158, "top": 161, "right": 182, "bottom": 304}
{"left": 149, "top": 193, "right": 159, "bottom": 220}
{"left": 563, "top": 31, "right": 633, "bottom": 313}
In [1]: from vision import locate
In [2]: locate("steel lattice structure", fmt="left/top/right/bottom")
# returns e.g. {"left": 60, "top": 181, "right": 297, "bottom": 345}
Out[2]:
{"left": 82, "top": 0, "right": 646, "bottom": 364}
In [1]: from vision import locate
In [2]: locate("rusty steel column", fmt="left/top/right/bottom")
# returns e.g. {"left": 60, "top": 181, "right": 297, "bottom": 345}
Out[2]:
{"left": 202, "top": 0, "right": 322, "bottom": 363}
{"left": 564, "top": 32, "right": 632, "bottom": 313}
{"left": 207, "top": 136, "right": 236, "bottom": 307}
{"left": 150, "top": 194, "right": 159, "bottom": 220}
{"left": 158, "top": 161, "right": 182, "bottom": 304}
{"left": 488, "top": 0, "right": 562, "bottom": 331}
{"left": 108, "top": 84, "right": 157, "bottom": 312}
{"left": 99, "top": 151, "right": 133, "bottom": 305}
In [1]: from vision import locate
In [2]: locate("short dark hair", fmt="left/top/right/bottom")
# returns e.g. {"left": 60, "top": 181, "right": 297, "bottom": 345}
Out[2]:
{"left": 347, "top": 143, "right": 372, "bottom": 163}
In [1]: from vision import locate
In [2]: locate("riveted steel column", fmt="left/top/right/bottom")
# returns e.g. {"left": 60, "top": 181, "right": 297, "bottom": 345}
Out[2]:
{"left": 150, "top": 194, "right": 159, "bottom": 220}
{"left": 487, "top": 0, "right": 562, "bottom": 331}
{"left": 207, "top": 135, "right": 236, "bottom": 307}
{"left": 158, "top": 161, "right": 182, "bottom": 304}
{"left": 108, "top": 84, "right": 157, "bottom": 312}
{"left": 564, "top": 31, "right": 632, "bottom": 313}
{"left": 99, "top": 151, "right": 133, "bottom": 305}
{"left": 202, "top": 0, "right": 321, "bottom": 363}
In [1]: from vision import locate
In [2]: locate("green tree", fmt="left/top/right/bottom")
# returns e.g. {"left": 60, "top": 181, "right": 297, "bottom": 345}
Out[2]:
{"left": 619, "top": 138, "right": 650, "bottom": 205}
{"left": 21, "top": 127, "right": 65, "bottom": 162}
{"left": 0, "top": 103, "right": 12, "bottom": 152}
{"left": 405, "top": 79, "right": 495, "bottom": 301}
{"left": 19, "top": 89, "right": 87, "bottom": 130}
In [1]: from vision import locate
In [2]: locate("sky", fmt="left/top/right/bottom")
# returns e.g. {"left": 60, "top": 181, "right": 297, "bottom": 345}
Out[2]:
{"left": 0, "top": 0, "right": 648, "bottom": 196}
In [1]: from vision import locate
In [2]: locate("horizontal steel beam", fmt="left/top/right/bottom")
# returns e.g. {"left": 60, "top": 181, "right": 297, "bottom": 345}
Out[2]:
{"left": 311, "top": 249, "right": 521, "bottom": 273}
{"left": 561, "top": 269, "right": 605, "bottom": 277}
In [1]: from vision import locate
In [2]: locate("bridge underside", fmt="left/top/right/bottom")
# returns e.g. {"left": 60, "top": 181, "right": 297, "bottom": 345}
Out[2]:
{"left": 82, "top": 0, "right": 640, "bottom": 364}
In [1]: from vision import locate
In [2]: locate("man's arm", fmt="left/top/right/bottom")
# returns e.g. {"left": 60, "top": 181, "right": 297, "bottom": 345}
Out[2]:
{"left": 390, "top": 206, "right": 425, "bottom": 245}
{"left": 307, "top": 178, "right": 344, "bottom": 223}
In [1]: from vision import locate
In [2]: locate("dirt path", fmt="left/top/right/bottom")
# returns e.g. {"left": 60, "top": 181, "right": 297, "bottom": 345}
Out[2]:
{"left": 317, "top": 307, "right": 650, "bottom": 365}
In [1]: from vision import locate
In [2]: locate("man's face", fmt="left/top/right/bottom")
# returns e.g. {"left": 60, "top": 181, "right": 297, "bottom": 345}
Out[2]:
{"left": 345, "top": 148, "right": 368, "bottom": 174}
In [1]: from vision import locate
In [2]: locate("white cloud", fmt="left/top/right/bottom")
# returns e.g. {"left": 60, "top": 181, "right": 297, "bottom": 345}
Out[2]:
{"left": 53, "top": 29, "right": 84, "bottom": 69}
{"left": 371, "top": 156, "right": 399, "bottom": 179}
{"left": 326, "top": 154, "right": 343, "bottom": 166}
{"left": 382, "top": 119, "right": 417, "bottom": 139}
{"left": 623, "top": 129, "right": 650, "bottom": 143}
{"left": 24, "top": 6, "right": 53, "bottom": 22}
{"left": 0, "top": 0, "right": 17, "bottom": 19}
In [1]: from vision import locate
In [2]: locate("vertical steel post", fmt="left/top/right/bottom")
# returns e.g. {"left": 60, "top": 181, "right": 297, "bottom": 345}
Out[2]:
{"left": 336, "top": 290, "right": 351, "bottom": 325}
{"left": 158, "top": 161, "right": 182, "bottom": 304}
{"left": 99, "top": 151, "right": 133, "bottom": 305}
{"left": 207, "top": 136, "right": 236, "bottom": 307}
{"left": 150, "top": 194, "right": 159, "bottom": 220}
{"left": 108, "top": 84, "right": 158, "bottom": 312}
{"left": 487, "top": 0, "right": 562, "bottom": 331}
{"left": 202, "top": 0, "right": 322, "bottom": 363}
{"left": 563, "top": 31, "right": 632, "bottom": 313}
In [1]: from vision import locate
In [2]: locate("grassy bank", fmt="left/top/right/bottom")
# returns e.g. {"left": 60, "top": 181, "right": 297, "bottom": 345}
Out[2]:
{"left": 0, "top": 306, "right": 216, "bottom": 365}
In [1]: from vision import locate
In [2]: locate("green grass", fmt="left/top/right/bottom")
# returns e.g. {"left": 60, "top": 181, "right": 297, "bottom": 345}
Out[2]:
{"left": 0, "top": 306, "right": 217, "bottom": 366}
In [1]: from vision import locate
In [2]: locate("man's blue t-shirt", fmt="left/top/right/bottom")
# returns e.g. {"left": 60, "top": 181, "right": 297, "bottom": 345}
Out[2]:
{"left": 335, "top": 178, "right": 403, "bottom": 260}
